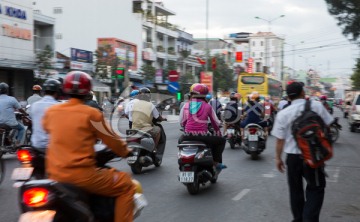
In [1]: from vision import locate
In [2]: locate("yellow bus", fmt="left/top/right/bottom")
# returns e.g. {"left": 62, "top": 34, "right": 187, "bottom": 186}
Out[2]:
{"left": 237, "top": 73, "right": 282, "bottom": 103}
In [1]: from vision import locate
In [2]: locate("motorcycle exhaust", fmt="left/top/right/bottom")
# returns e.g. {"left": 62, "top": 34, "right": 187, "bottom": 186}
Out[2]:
{"left": 139, "top": 156, "right": 153, "bottom": 167}
{"left": 199, "top": 170, "right": 212, "bottom": 182}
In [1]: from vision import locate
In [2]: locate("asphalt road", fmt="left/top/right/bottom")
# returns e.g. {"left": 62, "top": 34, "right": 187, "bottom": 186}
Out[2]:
{"left": 0, "top": 108, "right": 359, "bottom": 222}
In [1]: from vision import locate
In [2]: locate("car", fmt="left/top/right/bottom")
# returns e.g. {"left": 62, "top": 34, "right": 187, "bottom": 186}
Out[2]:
{"left": 348, "top": 93, "right": 360, "bottom": 132}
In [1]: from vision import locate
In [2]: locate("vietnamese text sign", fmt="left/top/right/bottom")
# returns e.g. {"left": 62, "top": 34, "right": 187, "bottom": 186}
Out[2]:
{"left": 247, "top": 58, "right": 254, "bottom": 73}
{"left": 200, "top": 71, "right": 213, "bottom": 93}
{"left": 155, "top": 69, "right": 163, "bottom": 83}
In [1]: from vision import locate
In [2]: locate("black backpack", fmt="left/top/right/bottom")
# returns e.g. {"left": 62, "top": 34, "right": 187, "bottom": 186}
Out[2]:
{"left": 291, "top": 100, "right": 333, "bottom": 168}
{"left": 224, "top": 101, "right": 240, "bottom": 123}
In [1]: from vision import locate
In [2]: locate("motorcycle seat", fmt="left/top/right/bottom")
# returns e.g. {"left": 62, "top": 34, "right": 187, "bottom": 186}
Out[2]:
{"left": 126, "top": 129, "right": 152, "bottom": 138}
{"left": 178, "top": 141, "right": 207, "bottom": 147}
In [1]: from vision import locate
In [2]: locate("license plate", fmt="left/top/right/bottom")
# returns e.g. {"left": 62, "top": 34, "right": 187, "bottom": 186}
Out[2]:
{"left": 127, "top": 156, "right": 138, "bottom": 164}
{"left": 179, "top": 171, "right": 194, "bottom": 183}
{"left": 19, "top": 211, "right": 56, "bottom": 222}
{"left": 227, "top": 129, "right": 235, "bottom": 134}
{"left": 248, "top": 135, "right": 258, "bottom": 141}
{"left": 11, "top": 167, "right": 34, "bottom": 181}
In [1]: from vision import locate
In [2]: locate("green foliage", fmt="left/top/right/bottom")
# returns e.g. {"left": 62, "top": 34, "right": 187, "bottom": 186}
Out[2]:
{"left": 351, "top": 58, "right": 360, "bottom": 90}
{"left": 206, "top": 54, "right": 234, "bottom": 92}
{"left": 325, "top": 0, "right": 360, "bottom": 44}
{"left": 95, "top": 45, "right": 119, "bottom": 78}
{"left": 36, "top": 45, "right": 53, "bottom": 72}
{"left": 141, "top": 63, "right": 156, "bottom": 82}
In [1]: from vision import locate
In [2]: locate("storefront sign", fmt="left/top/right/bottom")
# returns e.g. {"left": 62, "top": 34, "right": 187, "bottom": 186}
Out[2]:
{"left": 0, "top": 5, "right": 27, "bottom": 20}
{"left": 70, "top": 48, "right": 93, "bottom": 71}
{"left": 1, "top": 24, "right": 31, "bottom": 40}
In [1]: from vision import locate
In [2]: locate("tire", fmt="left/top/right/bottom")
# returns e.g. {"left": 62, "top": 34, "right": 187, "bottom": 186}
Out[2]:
{"left": 130, "top": 163, "right": 143, "bottom": 174}
{"left": 350, "top": 124, "right": 356, "bottom": 133}
{"left": 154, "top": 157, "right": 162, "bottom": 167}
{"left": 0, "top": 158, "right": 4, "bottom": 184}
{"left": 330, "top": 127, "right": 339, "bottom": 143}
{"left": 229, "top": 139, "right": 235, "bottom": 149}
{"left": 186, "top": 179, "right": 200, "bottom": 195}
{"left": 24, "top": 129, "right": 32, "bottom": 145}
{"left": 250, "top": 152, "right": 258, "bottom": 160}
{"left": 210, "top": 177, "right": 217, "bottom": 184}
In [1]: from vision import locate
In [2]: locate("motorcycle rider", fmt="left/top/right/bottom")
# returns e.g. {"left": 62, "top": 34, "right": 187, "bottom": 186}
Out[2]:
{"left": 240, "top": 92, "right": 268, "bottom": 140}
{"left": 124, "top": 89, "right": 139, "bottom": 129}
{"left": 29, "top": 79, "right": 61, "bottom": 150}
{"left": 131, "top": 87, "right": 166, "bottom": 148}
{"left": 27, "top": 85, "right": 43, "bottom": 105}
{"left": 84, "top": 91, "right": 103, "bottom": 111}
{"left": 320, "top": 95, "right": 332, "bottom": 114}
{"left": 43, "top": 71, "right": 138, "bottom": 222}
{"left": 0, "top": 82, "right": 27, "bottom": 146}
{"left": 278, "top": 96, "right": 289, "bottom": 110}
{"left": 223, "top": 92, "right": 242, "bottom": 136}
{"left": 179, "top": 83, "right": 227, "bottom": 170}
{"left": 205, "top": 93, "right": 212, "bottom": 103}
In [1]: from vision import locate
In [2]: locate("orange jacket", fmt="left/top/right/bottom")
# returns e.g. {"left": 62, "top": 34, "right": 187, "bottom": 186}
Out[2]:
{"left": 43, "top": 98, "right": 130, "bottom": 181}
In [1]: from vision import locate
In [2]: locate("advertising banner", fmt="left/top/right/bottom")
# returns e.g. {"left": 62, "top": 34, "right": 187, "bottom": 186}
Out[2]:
{"left": 247, "top": 58, "right": 254, "bottom": 73}
{"left": 236, "top": 52, "right": 243, "bottom": 63}
{"left": 200, "top": 71, "right": 213, "bottom": 93}
{"left": 70, "top": 48, "right": 93, "bottom": 71}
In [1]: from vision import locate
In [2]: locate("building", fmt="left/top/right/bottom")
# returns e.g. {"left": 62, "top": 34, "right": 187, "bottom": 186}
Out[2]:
{"left": 0, "top": 0, "right": 55, "bottom": 100}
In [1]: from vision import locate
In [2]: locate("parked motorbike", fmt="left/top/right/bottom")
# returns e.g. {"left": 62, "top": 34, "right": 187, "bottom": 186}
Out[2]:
{"left": 242, "top": 123, "right": 266, "bottom": 160}
{"left": 177, "top": 139, "right": 220, "bottom": 195}
{"left": 12, "top": 144, "right": 147, "bottom": 222}
{"left": 0, "top": 112, "right": 32, "bottom": 157}
{"left": 329, "top": 117, "right": 341, "bottom": 143}
{"left": 226, "top": 124, "right": 241, "bottom": 149}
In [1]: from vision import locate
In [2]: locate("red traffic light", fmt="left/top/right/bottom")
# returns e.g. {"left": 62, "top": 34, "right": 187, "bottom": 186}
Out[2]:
{"left": 116, "top": 67, "right": 125, "bottom": 75}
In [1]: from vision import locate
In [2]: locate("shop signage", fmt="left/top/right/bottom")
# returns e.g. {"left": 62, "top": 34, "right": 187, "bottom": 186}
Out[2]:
{"left": 200, "top": 71, "right": 213, "bottom": 93}
{"left": 70, "top": 48, "right": 93, "bottom": 71}
{"left": 0, "top": 5, "right": 27, "bottom": 20}
{"left": 1, "top": 24, "right": 32, "bottom": 40}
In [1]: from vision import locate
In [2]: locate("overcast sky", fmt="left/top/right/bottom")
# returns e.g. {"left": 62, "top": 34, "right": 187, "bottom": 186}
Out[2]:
{"left": 163, "top": 0, "right": 359, "bottom": 77}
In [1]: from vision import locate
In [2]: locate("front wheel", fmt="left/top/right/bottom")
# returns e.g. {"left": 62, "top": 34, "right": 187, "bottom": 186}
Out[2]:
{"left": 329, "top": 127, "right": 339, "bottom": 143}
{"left": 130, "top": 163, "right": 143, "bottom": 174}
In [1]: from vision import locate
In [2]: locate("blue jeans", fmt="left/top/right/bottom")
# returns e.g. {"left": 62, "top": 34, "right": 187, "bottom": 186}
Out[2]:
{"left": 10, "top": 123, "right": 25, "bottom": 143}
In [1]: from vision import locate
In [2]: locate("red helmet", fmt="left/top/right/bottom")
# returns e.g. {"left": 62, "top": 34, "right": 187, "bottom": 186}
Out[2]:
{"left": 320, "top": 95, "right": 327, "bottom": 101}
{"left": 32, "top": 85, "right": 42, "bottom": 91}
{"left": 190, "top": 83, "right": 209, "bottom": 97}
{"left": 63, "top": 71, "right": 92, "bottom": 95}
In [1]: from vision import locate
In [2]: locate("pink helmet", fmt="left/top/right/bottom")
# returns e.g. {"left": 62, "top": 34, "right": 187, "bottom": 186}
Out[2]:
{"left": 320, "top": 95, "right": 327, "bottom": 100}
{"left": 190, "top": 83, "right": 209, "bottom": 97}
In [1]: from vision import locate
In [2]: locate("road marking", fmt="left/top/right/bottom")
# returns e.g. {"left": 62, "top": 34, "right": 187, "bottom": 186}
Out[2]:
{"left": 232, "top": 189, "right": 251, "bottom": 201}
{"left": 327, "top": 167, "right": 340, "bottom": 183}
{"left": 262, "top": 173, "right": 275, "bottom": 178}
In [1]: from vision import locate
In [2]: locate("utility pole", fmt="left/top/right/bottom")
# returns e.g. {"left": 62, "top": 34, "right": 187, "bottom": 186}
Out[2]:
{"left": 205, "top": 0, "right": 209, "bottom": 73}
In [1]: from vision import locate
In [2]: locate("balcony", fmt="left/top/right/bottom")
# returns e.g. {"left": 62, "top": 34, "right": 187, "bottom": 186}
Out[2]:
{"left": 143, "top": 42, "right": 153, "bottom": 49}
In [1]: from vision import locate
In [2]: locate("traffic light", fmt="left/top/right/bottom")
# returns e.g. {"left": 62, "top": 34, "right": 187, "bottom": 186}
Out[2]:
{"left": 115, "top": 67, "right": 125, "bottom": 79}
{"left": 177, "top": 92, "right": 181, "bottom": 101}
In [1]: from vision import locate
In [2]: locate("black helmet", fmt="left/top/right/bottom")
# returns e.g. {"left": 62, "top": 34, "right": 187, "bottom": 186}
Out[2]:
{"left": 0, "top": 82, "right": 9, "bottom": 94}
{"left": 139, "top": 87, "right": 151, "bottom": 101}
{"left": 43, "top": 79, "right": 61, "bottom": 92}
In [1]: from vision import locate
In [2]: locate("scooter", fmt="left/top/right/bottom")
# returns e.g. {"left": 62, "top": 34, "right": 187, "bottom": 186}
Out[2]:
{"left": 12, "top": 144, "right": 147, "bottom": 222}
{"left": 226, "top": 124, "right": 242, "bottom": 149}
{"left": 243, "top": 123, "right": 266, "bottom": 160}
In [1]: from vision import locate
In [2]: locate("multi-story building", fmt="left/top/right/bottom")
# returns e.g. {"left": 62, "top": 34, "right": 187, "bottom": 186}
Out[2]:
{"left": 0, "top": 0, "right": 55, "bottom": 100}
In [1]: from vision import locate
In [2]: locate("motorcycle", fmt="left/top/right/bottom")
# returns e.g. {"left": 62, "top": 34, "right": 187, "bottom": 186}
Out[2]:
{"left": 0, "top": 112, "right": 32, "bottom": 157}
{"left": 12, "top": 144, "right": 147, "bottom": 222}
{"left": 126, "top": 105, "right": 168, "bottom": 174}
{"left": 242, "top": 123, "right": 267, "bottom": 160}
{"left": 329, "top": 117, "right": 341, "bottom": 143}
{"left": 226, "top": 124, "right": 241, "bottom": 149}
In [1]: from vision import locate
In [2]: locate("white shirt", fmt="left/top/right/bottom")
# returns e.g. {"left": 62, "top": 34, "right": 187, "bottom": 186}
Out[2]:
{"left": 124, "top": 99, "right": 138, "bottom": 121}
{"left": 271, "top": 99, "right": 334, "bottom": 154}
{"left": 277, "top": 100, "right": 288, "bottom": 110}
{"left": 27, "top": 94, "right": 42, "bottom": 106}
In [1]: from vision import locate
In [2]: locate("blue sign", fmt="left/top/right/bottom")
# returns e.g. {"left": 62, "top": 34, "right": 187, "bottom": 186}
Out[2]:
{"left": 3, "top": 6, "right": 27, "bottom": 20}
{"left": 71, "top": 48, "right": 93, "bottom": 63}
{"left": 168, "top": 82, "right": 180, "bottom": 94}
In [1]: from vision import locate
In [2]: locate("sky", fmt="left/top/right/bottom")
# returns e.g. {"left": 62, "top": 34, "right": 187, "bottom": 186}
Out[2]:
{"left": 162, "top": 0, "right": 359, "bottom": 77}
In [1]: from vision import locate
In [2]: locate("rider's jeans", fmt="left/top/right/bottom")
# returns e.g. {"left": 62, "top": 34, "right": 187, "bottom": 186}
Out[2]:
{"left": 10, "top": 122, "right": 25, "bottom": 143}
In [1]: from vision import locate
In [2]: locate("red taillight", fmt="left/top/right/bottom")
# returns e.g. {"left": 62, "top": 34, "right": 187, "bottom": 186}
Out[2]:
{"left": 249, "top": 128, "right": 257, "bottom": 135}
{"left": 180, "top": 155, "right": 195, "bottom": 164}
{"left": 23, "top": 188, "right": 49, "bottom": 207}
{"left": 17, "top": 149, "right": 32, "bottom": 163}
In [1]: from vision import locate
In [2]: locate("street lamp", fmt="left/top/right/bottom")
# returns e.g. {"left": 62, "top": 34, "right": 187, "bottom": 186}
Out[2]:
{"left": 299, "top": 55, "right": 315, "bottom": 70}
{"left": 284, "top": 41, "right": 304, "bottom": 77}
{"left": 255, "top": 15, "right": 285, "bottom": 32}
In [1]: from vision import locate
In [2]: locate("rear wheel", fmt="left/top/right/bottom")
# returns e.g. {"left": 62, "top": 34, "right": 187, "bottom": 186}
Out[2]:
{"left": 24, "top": 129, "right": 31, "bottom": 145}
{"left": 250, "top": 152, "right": 259, "bottom": 160}
{"left": 154, "top": 157, "right": 162, "bottom": 167}
{"left": 350, "top": 124, "right": 356, "bottom": 133}
{"left": 210, "top": 177, "right": 217, "bottom": 184}
{"left": 186, "top": 179, "right": 200, "bottom": 195}
{"left": 229, "top": 139, "right": 235, "bottom": 149}
{"left": 131, "top": 163, "right": 143, "bottom": 174}
{"left": 330, "top": 127, "right": 339, "bottom": 143}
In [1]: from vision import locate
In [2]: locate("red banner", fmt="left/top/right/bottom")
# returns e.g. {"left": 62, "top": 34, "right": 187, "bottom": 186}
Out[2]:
{"left": 236, "top": 52, "right": 243, "bottom": 63}
{"left": 200, "top": 71, "right": 213, "bottom": 92}
{"left": 247, "top": 58, "right": 254, "bottom": 73}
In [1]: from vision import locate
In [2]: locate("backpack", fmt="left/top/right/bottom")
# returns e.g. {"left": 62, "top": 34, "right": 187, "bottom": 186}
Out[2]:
{"left": 224, "top": 101, "right": 239, "bottom": 123}
{"left": 291, "top": 100, "right": 333, "bottom": 168}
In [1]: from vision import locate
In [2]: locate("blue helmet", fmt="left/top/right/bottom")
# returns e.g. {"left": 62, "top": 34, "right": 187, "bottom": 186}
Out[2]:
{"left": 130, "top": 90, "right": 139, "bottom": 98}
{"left": 205, "top": 94, "right": 212, "bottom": 100}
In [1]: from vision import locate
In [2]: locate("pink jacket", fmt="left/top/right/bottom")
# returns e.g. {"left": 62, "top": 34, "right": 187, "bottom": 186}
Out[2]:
{"left": 181, "top": 99, "right": 221, "bottom": 136}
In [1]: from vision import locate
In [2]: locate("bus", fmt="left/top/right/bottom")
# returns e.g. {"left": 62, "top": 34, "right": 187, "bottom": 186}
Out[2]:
{"left": 237, "top": 73, "right": 282, "bottom": 104}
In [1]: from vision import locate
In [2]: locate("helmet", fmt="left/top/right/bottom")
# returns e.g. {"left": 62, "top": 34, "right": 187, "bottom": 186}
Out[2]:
{"left": 139, "top": 87, "right": 151, "bottom": 101}
{"left": 190, "top": 83, "right": 209, "bottom": 97}
{"left": 85, "top": 91, "right": 94, "bottom": 100}
{"left": 250, "top": 91, "right": 260, "bottom": 101}
{"left": 0, "top": 82, "right": 9, "bottom": 94}
{"left": 43, "top": 79, "right": 61, "bottom": 92}
{"left": 63, "top": 71, "right": 92, "bottom": 96}
{"left": 130, "top": 90, "right": 139, "bottom": 98}
{"left": 320, "top": 95, "right": 327, "bottom": 100}
{"left": 32, "top": 85, "right": 42, "bottom": 91}
{"left": 205, "top": 94, "right": 212, "bottom": 100}
{"left": 230, "top": 92, "right": 240, "bottom": 100}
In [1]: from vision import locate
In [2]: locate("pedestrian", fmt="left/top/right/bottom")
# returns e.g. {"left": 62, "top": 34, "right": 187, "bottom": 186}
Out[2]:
{"left": 271, "top": 82, "right": 333, "bottom": 222}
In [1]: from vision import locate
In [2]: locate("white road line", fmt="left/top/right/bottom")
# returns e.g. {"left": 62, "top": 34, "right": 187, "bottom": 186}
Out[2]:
{"left": 327, "top": 167, "right": 340, "bottom": 183}
{"left": 232, "top": 189, "right": 251, "bottom": 201}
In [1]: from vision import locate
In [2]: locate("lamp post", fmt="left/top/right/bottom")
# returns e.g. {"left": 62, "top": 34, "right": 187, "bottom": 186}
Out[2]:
{"left": 205, "top": 0, "right": 209, "bottom": 73}
{"left": 254, "top": 15, "right": 285, "bottom": 32}
{"left": 284, "top": 41, "right": 304, "bottom": 78}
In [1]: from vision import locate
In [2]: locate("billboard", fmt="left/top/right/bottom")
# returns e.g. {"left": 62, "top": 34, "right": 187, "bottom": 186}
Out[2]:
{"left": 70, "top": 48, "right": 93, "bottom": 71}
{"left": 200, "top": 71, "right": 213, "bottom": 93}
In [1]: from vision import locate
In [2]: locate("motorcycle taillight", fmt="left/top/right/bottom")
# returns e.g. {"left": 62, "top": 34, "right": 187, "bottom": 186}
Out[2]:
{"left": 23, "top": 188, "right": 49, "bottom": 207}
{"left": 249, "top": 128, "right": 257, "bottom": 135}
{"left": 180, "top": 155, "right": 195, "bottom": 164}
{"left": 17, "top": 149, "right": 32, "bottom": 163}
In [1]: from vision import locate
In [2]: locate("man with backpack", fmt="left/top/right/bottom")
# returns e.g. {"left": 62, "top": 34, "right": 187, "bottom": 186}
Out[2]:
{"left": 272, "top": 82, "right": 334, "bottom": 222}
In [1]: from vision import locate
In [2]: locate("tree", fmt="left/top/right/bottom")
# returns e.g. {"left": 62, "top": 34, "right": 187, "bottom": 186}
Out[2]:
{"left": 95, "top": 44, "right": 119, "bottom": 79}
{"left": 205, "top": 54, "right": 235, "bottom": 93}
{"left": 141, "top": 63, "right": 156, "bottom": 82}
{"left": 36, "top": 45, "right": 53, "bottom": 74}
{"left": 351, "top": 58, "right": 360, "bottom": 90}
{"left": 324, "top": 0, "right": 360, "bottom": 44}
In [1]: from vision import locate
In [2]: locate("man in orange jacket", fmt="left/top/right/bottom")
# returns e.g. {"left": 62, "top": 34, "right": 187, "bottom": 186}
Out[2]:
{"left": 43, "top": 71, "right": 136, "bottom": 222}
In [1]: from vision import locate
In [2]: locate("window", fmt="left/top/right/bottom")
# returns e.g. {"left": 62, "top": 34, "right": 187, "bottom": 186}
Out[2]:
{"left": 252, "top": 41, "right": 255, "bottom": 46}
{"left": 53, "top": 7, "right": 63, "bottom": 14}
{"left": 261, "top": 41, "right": 264, "bottom": 46}
{"left": 55, "top": 33, "right": 63, "bottom": 39}
{"left": 241, "top": 76, "right": 264, "bottom": 85}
